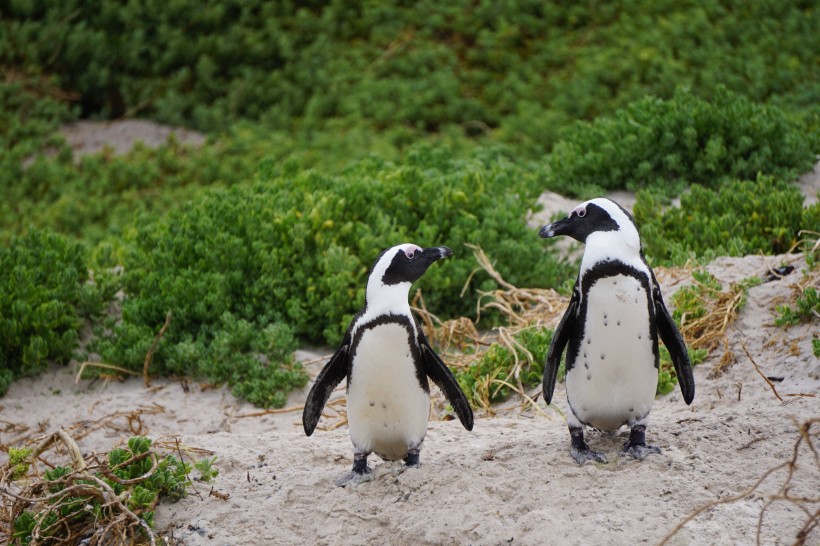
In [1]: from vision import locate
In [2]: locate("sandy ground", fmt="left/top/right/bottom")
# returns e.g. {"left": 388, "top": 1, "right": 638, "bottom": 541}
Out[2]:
{"left": 0, "top": 122, "right": 818, "bottom": 544}
{"left": 1, "top": 253, "right": 817, "bottom": 545}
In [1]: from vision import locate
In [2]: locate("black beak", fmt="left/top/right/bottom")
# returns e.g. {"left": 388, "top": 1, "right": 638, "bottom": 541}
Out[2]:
{"left": 422, "top": 246, "right": 453, "bottom": 261}
{"left": 539, "top": 217, "right": 572, "bottom": 239}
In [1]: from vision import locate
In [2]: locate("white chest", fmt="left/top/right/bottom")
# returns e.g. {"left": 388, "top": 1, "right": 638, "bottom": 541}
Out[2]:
{"left": 347, "top": 322, "right": 430, "bottom": 459}
{"left": 566, "top": 274, "right": 658, "bottom": 431}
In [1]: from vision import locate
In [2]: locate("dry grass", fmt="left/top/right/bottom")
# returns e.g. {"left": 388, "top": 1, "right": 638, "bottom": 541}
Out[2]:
{"left": 0, "top": 405, "right": 166, "bottom": 458}
{"left": 678, "top": 279, "right": 747, "bottom": 353}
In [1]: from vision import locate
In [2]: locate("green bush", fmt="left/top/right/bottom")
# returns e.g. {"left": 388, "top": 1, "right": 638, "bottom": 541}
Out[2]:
{"left": 635, "top": 175, "right": 820, "bottom": 263}
{"left": 91, "top": 145, "right": 569, "bottom": 365}
{"left": 0, "top": 229, "right": 105, "bottom": 395}
{"left": 3, "top": 0, "right": 816, "bottom": 151}
{"left": 544, "top": 87, "right": 816, "bottom": 197}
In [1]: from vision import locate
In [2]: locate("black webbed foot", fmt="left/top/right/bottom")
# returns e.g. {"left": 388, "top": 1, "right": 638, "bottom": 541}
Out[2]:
{"left": 403, "top": 448, "right": 420, "bottom": 468}
{"left": 335, "top": 452, "right": 373, "bottom": 487}
{"left": 569, "top": 426, "right": 608, "bottom": 465}
{"left": 621, "top": 424, "right": 661, "bottom": 460}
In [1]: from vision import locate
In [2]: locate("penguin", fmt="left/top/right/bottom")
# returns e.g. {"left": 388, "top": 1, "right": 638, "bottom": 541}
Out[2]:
{"left": 538, "top": 198, "right": 694, "bottom": 464}
{"left": 302, "top": 243, "right": 474, "bottom": 486}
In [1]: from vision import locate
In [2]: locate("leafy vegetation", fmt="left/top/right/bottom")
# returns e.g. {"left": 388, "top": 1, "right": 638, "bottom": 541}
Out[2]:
{"left": 776, "top": 287, "right": 819, "bottom": 326}
{"left": 455, "top": 326, "right": 552, "bottom": 409}
{"left": 5, "top": 436, "right": 215, "bottom": 544}
{"left": 635, "top": 176, "right": 819, "bottom": 264}
{"left": 87, "top": 147, "right": 570, "bottom": 407}
{"left": 3, "top": 1, "right": 817, "bottom": 150}
{"left": 0, "top": 229, "right": 110, "bottom": 395}
{"left": 543, "top": 87, "right": 816, "bottom": 197}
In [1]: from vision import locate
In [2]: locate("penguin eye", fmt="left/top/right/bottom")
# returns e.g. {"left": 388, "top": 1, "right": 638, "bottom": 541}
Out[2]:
{"left": 404, "top": 249, "right": 417, "bottom": 259}
{"left": 577, "top": 208, "right": 587, "bottom": 218}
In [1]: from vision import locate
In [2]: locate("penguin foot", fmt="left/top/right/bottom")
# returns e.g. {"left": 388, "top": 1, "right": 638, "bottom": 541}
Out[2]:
{"left": 335, "top": 452, "right": 372, "bottom": 487}
{"left": 570, "top": 444, "right": 608, "bottom": 465}
{"left": 621, "top": 443, "right": 661, "bottom": 461}
{"left": 403, "top": 448, "right": 420, "bottom": 468}
{"left": 621, "top": 424, "right": 661, "bottom": 460}
{"left": 334, "top": 469, "right": 373, "bottom": 487}
{"left": 569, "top": 426, "right": 608, "bottom": 465}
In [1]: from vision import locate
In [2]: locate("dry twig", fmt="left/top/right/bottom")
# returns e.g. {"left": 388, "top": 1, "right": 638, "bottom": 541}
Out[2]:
{"left": 740, "top": 338, "right": 784, "bottom": 402}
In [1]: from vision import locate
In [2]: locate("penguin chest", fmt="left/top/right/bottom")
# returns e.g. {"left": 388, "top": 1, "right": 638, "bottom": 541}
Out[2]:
{"left": 347, "top": 322, "right": 430, "bottom": 460}
{"left": 567, "top": 274, "right": 657, "bottom": 431}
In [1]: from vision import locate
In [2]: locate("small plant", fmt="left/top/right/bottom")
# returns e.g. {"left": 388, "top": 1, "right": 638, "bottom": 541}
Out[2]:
{"left": 2, "top": 435, "right": 215, "bottom": 544}
{"left": 194, "top": 456, "right": 220, "bottom": 483}
{"left": 776, "top": 287, "right": 819, "bottom": 326}
{"left": 8, "top": 448, "right": 32, "bottom": 481}
{"left": 657, "top": 346, "right": 708, "bottom": 396}
{"left": 665, "top": 270, "right": 753, "bottom": 378}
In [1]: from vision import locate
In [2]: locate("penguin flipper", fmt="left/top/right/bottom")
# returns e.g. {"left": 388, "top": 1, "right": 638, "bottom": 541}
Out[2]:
{"left": 302, "top": 342, "right": 349, "bottom": 436}
{"left": 418, "top": 332, "right": 474, "bottom": 431}
{"left": 652, "top": 281, "right": 695, "bottom": 405}
{"left": 543, "top": 283, "right": 579, "bottom": 406}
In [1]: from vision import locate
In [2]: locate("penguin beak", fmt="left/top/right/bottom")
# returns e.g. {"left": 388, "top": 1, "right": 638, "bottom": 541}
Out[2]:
{"left": 539, "top": 217, "right": 573, "bottom": 239}
{"left": 422, "top": 246, "right": 453, "bottom": 261}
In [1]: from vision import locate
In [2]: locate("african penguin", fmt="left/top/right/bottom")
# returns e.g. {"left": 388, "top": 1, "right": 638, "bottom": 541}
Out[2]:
{"left": 539, "top": 198, "right": 694, "bottom": 464}
{"left": 302, "top": 243, "right": 473, "bottom": 486}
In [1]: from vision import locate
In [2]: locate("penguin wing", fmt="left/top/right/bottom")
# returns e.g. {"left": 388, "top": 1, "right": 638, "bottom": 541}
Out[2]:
{"left": 543, "top": 281, "right": 580, "bottom": 406}
{"left": 652, "top": 277, "right": 695, "bottom": 405}
{"left": 302, "top": 338, "right": 350, "bottom": 436}
{"left": 418, "top": 330, "right": 474, "bottom": 431}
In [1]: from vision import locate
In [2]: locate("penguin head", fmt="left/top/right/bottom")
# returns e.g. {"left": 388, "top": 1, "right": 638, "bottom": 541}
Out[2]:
{"left": 365, "top": 244, "right": 453, "bottom": 308}
{"left": 539, "top": 198, "right": 640, "bottom": 249}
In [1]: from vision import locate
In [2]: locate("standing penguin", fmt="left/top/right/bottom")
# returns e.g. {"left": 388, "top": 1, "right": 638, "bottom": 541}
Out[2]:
{"left": 539, "top": 198, "right": 694, "bottom": 464}
{"left": 303, "top": 243, "right": 473, "bottom": 486}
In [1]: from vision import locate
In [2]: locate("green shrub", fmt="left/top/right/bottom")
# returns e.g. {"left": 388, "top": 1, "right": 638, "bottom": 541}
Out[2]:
{"left": 92, "top": 144, "right": 568, "bottom": 357}
{"left": 0, "top": 229, "right": 105, "bottom": 395}
{"left": 635, "top": 175, "right": 819, "bottom": 263}
{"left": 2, "top": 0, "right": 816, "bottom": 150}
{"left": 544, "top": 87, "right": 816, "bottom": 197}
